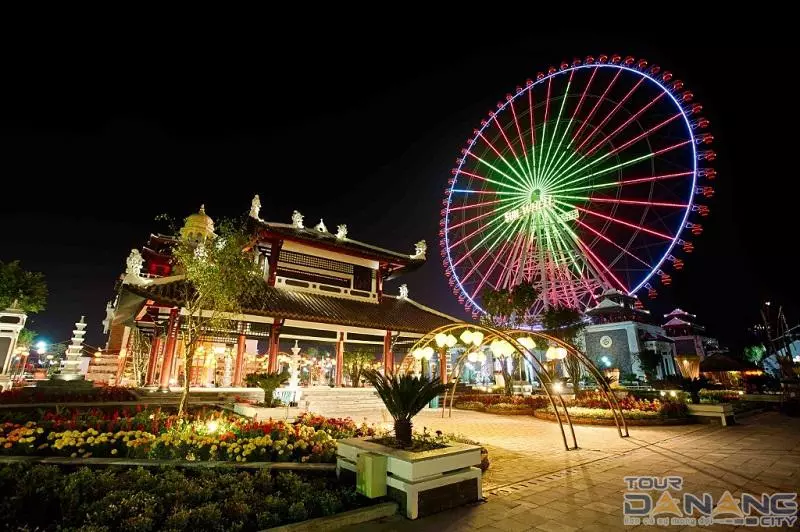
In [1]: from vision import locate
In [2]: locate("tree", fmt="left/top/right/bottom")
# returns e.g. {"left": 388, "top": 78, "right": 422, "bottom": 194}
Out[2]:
{"left": 245, "top": 370, "right": 289, "bottom": 407}
{"left": 0, "top": 260, "right": 47, "bottom": 312}
{"left": 743, "top": 344, "right": 766, "bottom": 365}
{"left": 342, "top": 349, "right": 375, "bottom": 387}
{"left": 172, "top": 219, "right": 262, "bottom": 415}
{"left": 363, "top": 370, "right": 448, "bottom": 447}
{"left": 541, "top": 305, "right": 585, "bottom": 393}
{"left": 16, "top": 329, "right": 36, "bottom": 350}
{"left": 482, "top": 281, "right": 539, "bottom": 395}
{"left": 634, "top": 349, "right": 662, "bottom": 382}
{"left": 128, "top": 328, "right": 152, "bottom": 387}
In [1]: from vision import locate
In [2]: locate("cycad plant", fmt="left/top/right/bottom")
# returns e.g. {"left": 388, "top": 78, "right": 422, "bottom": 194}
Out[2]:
{"left": 363, "top": 370, "right": 448, "bottom": 446}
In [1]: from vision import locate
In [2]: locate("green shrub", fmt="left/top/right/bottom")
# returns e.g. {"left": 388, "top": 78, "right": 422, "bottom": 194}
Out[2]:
{"left": 0, "top": 464, "right": 368, "bottom": 531}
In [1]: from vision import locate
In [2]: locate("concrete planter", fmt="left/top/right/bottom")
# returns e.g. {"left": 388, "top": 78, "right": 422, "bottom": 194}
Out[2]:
{"left": 337, "top": 438, "right": 482, "bottom": 520}
{"left": 687, "top": 403, "right": 735, "bottom": 426}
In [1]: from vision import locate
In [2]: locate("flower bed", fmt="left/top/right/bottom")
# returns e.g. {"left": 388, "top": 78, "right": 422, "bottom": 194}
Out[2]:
{"left": 0, "top": 407, "right": 376, "bottom": 464}
{"left": 0, "top": 386, "right": 137, "bottom": 404}
{"left": 533, "top": 403, "right": 690, "bottom": 425}
{"left": 0, "top": 462, "right": 370, "bottom": 531}
{"left": 454, "top": 394, "right": 550, "bottom": 414}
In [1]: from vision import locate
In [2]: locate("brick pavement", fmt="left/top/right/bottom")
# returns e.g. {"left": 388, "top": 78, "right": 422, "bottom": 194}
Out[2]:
{"left": 342, "top": 410, "right": 800, "bottom": 531}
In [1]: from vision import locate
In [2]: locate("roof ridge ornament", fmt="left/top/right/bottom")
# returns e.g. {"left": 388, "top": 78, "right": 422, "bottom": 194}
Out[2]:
{"left": 411, "top": 240, "right": 426, "bottom": 259}
{"left": 123, "top": 249, "right": 152, "bottom": 286}
{"left": 315, "top": 219, "right": 328, "bottom": 233}
{"left": 336, "top": 224, "right": 348, "bottom": 240}
{"left": 250, "top": 194, "right": 261, "bottom": 220}
{"left": 291, "top": 210, "right": 304, "bottom": 229}
{"left": 399, "top": 284, "right": 409, "bottom": 299}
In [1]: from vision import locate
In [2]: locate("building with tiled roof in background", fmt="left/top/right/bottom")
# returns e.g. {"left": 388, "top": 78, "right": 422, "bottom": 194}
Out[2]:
{"left": 92, "top": 196, "right": 459, "bottom": 390}
{"left": 581, "top": 289, "right": 679, "bottom": 383}
{"left": 663, "top": 308, "right": 723, "bottom": 379}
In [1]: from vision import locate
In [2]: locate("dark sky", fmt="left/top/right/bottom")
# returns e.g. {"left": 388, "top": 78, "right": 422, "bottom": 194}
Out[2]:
{"left": 1, "top": 30, "right": 795, "bottom": 351}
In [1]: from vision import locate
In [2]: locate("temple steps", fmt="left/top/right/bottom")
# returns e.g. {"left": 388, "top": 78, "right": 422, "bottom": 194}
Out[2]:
{"left": 299, "top": 387, "right": 388, "bottom": 422}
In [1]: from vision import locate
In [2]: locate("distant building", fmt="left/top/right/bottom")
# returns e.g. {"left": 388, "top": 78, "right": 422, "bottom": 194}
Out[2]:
{"left": 662, "top": 308, "right": 723, "bottom": 379}
{"left": 582, "top": 290, "right": 678, "bottom": 381}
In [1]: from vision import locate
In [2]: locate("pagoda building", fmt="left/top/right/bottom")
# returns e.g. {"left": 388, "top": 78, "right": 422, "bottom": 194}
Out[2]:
{"left": 581, "top": 289, "right": 678, "bottom": 381}
{"left": 97, "top": 197, "right": 458, "bottom": 389}
{"left": 662, "top": 308, "right": 720, "bottom": 379}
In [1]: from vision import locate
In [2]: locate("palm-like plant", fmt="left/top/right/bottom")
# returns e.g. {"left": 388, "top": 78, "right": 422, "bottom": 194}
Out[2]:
{"left": 363, "top": 370, "right": 448, "bottom": 446}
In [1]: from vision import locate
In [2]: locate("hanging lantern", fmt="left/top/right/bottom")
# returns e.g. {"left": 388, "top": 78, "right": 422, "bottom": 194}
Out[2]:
{"left": 422, "top": 346, "right": 435, "bottom": 360}
{"left": 446, "top": 334, "right": 457, "bottom": 348}
{"left": 434, "top": 333, "right": 448, "bottom": 348}
{"left": 518, "top": 337, "right": 536, "bottom": 350}
{"left": 412, "top": 348, "right": 424, "bottom": 360}
{"left": 471, "top": 331, "right": 484, "bottom": 346}
{"left": 467, "top": 352, "right": 478, "bottom": 363}
{"left": 460, "top": 330, "right": 474, "bottom": 345}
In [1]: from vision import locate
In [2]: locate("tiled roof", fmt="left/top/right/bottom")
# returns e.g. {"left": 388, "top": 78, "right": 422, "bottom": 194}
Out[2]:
{"left": 250, "top": 219, "right": 424, "bottom": 268}
{"left": 125, "top": 280, "right": 459, "bottom": 334}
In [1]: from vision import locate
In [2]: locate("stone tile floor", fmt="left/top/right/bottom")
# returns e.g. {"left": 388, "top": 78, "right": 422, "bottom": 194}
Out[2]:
{"left": 342, "top": 410, "right": 800, "bottom": 531}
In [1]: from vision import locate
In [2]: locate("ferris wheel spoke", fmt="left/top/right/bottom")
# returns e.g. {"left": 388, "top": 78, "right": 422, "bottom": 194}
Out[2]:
{"left": 570, "top": 68, "right": 622, "bottom": 147}
{"left": 449, "top": 199, "right": 527, "bottom": 263}
{"left": 468, "top": 236, "right": 517, "bottom": 299}
{"left": 459, "top": 216, "right": 526, "bottom": 285}
{"left": 492, "top": 115, "right": 532, "bottom": 186}
{"left": 575, "top": 77, "right": 645, "bottom": 154}
{"left": 573, "top": 217, "right": 653, "bottom": 269}
{"left": 539, "top": 71, "right": 574, "bottom": 184}
{"left": 603, "top": 113, "right": 683, "bottom": 158}
{"left": 510, "top": 99, "right": 534, "bottom": 181}
{"left": 582, "top": 92, "right": 666, "bottom": 158}
{"left": 562, "top": 195, "right": 690, "bottom": 209}
{"left": 554, "top": 171, "right": 693, "bottom": 195}
{"left": 539, "top": 66, "right": 597, "bottom": 186}
{"left": 528, "top": 87, "right": 538, "bottom": 181}
{"left": 556, "top": 199, "right": 675, "bottom": 240}
{"left": 537, "top": 77, "right": 553, "bottom": 180}
{"left": 543, "top": 68, "right": 623, "bottom": 187}
{"left": 455, "top": 168, "right": 529, "bottom": 193}
{"left": 447, "top": 198, "right": 503, "bottom": 212}
{"left": 448, "top": 205, "right": 505, "bottom": 231}
{"left": 549, "top": 139, "right": 692, "bottom": 193}
{"left": 474, "top": 132, "right": 530, "bottom": 187}
{"left": 466, "top": 147, "right": 530, "bottom": 192}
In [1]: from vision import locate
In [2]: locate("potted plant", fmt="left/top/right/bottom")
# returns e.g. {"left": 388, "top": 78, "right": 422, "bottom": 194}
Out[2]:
{"left": 337, "top": 371, "right": 483, "bottom": 519}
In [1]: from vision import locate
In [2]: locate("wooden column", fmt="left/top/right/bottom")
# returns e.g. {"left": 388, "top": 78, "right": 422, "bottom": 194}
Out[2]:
{"left": 268, "top": 318, "right": 283, "bottom": 373}
{"left": 145, "top": 334, "right": 162, "bottom": 386}
{"left": 233, "top": 333, "right": 246, "bottom": 386}
{"left": 158, "top": 308, "right": 179, "bottom": 392}
{"left": 335, "top": 332, "right": 344, "bottom": 387}
{"left": 439, "top": 346, "right": 448, "bottom": 384}
{"left": 383, "top": 330, "right": 393, "bottom": 375}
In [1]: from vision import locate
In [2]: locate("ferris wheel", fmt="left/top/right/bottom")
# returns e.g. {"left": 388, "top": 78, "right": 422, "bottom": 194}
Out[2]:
{"left": 441, "top": 54, "right": 714, "bottom": 319}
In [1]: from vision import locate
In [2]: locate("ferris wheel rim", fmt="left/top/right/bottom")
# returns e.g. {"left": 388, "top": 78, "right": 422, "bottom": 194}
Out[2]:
{"left": 442, "top": 60, "right": 700, "bottom": 316}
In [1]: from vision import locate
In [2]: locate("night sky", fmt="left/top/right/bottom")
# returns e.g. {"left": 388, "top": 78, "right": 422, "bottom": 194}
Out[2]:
{"left": 1, "top": 30, "right": 795, "bottom": 352}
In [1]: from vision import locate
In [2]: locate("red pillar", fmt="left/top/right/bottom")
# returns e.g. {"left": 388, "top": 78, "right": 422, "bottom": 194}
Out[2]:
{"left": 439, "top": 346, "right": 448, "bottom": 384}
{"left": 234, "top": 333, "right": 246, "bottom": 386}
{"left": 158, "top": 308, "right": 179, "bottom": 392}
{"left": 383, "top": 330, "right": 393, "bottom": 375}
{"left": 145, "top": 335, "right": 162, "bottom": 386}
{"left": 268, "top": 318, "right": 283, "bottom": 373}
{"left": 335, "top": 332, "right": 344, "bottom": 387}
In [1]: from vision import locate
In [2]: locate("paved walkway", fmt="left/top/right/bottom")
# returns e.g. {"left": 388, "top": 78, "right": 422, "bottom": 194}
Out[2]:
{"left": 344, "top": 410, "right": 800, "bottom": 531}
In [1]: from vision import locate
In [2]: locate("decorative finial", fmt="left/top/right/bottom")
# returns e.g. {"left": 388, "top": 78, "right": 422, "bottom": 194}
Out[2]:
{"left": 336, "top": 224, "right": 348, "bottom": 240}
{"left": 123, "top": 249, "right": 150, "bottom": 286}
{"left": 291, "top": 210, "right": 304, "bottom": 229}
{"left": 399, "top": 284, "right": 409, "bottom": 299}
{"left": 315, "top": 219, "right": 328, "bottom": 233}
{"left": 199, "top": 204, "right": 206, "bottom": 215}
{"left": 250, "top": 194, "right": 261, "bottom": 219}
{"left": 411, "top": 240, "right": 427, "bottom": 259}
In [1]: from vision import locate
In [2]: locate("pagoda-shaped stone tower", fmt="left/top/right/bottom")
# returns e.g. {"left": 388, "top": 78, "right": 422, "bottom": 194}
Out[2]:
{"left": 53, "top": 316, "right": 87, "bottom": 381}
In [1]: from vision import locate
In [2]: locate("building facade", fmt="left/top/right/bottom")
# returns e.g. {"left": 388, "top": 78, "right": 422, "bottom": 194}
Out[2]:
{"left": 96, "top": 198, "right": 458, "bottom": 389}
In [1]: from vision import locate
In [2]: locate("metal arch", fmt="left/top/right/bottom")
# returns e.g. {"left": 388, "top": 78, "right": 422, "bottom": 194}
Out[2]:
{"left": 400, "top": 323, "right": 577, "bottom": 450}
{"left": 506, "top": 330, "right": 629, "bottom": 438}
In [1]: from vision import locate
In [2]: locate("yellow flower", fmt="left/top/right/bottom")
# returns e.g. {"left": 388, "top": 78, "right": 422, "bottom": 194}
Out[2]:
{"left": 111, "top": 449, "right": 118, "bottom": 455}
{"left": 70, "top": 453, "right": 77, "bottom": 458}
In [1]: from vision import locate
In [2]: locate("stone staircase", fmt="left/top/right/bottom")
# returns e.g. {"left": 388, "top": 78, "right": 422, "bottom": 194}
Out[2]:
{"left": 299, "top": 387, "right": 389, "bottom": 423}
{"left": 85, "top": 353, "right": 120, "bottom": 385}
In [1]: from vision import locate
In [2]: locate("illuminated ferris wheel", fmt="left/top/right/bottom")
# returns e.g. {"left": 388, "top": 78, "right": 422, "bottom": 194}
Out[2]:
{"left": 441, "top": 54, "right": 715, "bottom": 319}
